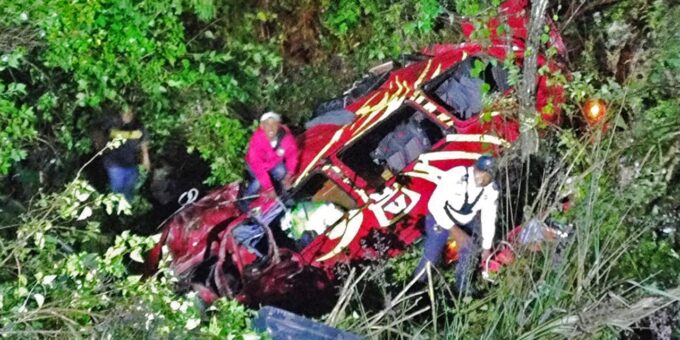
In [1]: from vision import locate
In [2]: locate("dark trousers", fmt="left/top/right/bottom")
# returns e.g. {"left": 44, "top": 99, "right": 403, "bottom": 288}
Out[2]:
{"left": 239, "top": 162, "right": 287, "bottom": 211}
{"left": 243, "top": 162, "right": 287, "bottom": 198}
{"left": 414, "top": 213, "right": 481, "bottom": 295}
{"left": 454, "top": 215, "right": 481, "bottom": 295}
{"left": 105, "top": 165, "right": 138, "bottom": 201}
{"left": 414, "top": 214, "right": 449, "bottom": 280}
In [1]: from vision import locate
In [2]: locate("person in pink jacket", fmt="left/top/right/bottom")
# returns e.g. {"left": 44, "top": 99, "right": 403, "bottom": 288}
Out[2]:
{"left": 242, "top": 112, "right": 299, "bottom": 203}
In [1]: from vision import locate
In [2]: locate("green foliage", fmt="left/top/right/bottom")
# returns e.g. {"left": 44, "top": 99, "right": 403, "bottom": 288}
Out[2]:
{"left": 0, "top": 166, "right": 256, "bottom": 337}
{"left": 385, "top": 244, "right": 421, "bottom": 283}
{"left": 453, "top": 0, "right": 505, "bottom": 44}
{"left": 454, "top": 0, "right": 492, "bottom": 17}
{"left": 646, "top": 3, "right": 680, "bottom": 97}
{"left": 269, "top": 58, "right": 360, "bottom": 124}
{"left": 0, "top": 0, "right": 287, "bottom": 191}
{"left": 0, "top": 81, "right": 36, "bottom": 175}
{"left": 186, "top": 109, "right": 250, "bottom": 185}
{"left": 41, "top": 0, "right": 183, "bottom": 106}
{"left": 33, "top": 0, "right": 249, "bottom": 148}
{"left": 321, "top": 0, "right": 445, "bottom": 61}
{"left": 187, "top": 0, "right": 217, "bottom": 21}
{"left": 0, "top": 46, "right": 37, "bottom": 175}
{"left": 409, "top": 0, "right": 444, "bottom": 34}
{"left": 621, "top": 237, "right": 680, "bottom": 287}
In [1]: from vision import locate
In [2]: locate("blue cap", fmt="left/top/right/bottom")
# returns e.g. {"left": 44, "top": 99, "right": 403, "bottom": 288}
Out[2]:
{"left": 474, "top": 155, "right": 495, "bottom": 174}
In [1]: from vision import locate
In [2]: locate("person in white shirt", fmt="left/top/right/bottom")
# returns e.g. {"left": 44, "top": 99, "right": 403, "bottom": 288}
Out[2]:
{"left": 413, "top": 155, "right": 499, "bottom": 295}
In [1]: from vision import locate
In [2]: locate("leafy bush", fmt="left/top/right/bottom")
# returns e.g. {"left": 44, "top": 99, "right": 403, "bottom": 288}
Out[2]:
{"left": 0, "top": 154, "right": 257, "bottom": 337}
{"left": 321, "top": 0, "right": 446, "bottom": 60}
{"left": 0, "top": 0, "right": 282, "bottom": 188}
{"left": 186, "top": 109, "right": 250, "bottom": 185}
{"left": 0, "top": 79, "right": 36, "bottom": 175}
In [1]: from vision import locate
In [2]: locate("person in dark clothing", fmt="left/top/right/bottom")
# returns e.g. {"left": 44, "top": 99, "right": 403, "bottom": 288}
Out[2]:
{"left": 100, "top": 107, "right": 151, "bottom": 202}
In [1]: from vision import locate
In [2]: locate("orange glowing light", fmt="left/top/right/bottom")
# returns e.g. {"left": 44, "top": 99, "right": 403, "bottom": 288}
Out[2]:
{"left": 444, "top": 240, "right": 458, "bottom": 264}
{"left": 583, "top": 99, "right": 607, "bottom": 124}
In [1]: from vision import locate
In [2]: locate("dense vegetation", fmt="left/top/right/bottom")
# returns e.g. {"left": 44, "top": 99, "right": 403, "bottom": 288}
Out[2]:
{"left": 1, "top": 0, "right": 678, "bottom": 338}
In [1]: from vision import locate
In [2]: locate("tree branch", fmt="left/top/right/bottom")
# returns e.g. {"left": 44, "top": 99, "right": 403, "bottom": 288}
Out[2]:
{"left": 518, "top": 0, "right": 550, "bottom": 159}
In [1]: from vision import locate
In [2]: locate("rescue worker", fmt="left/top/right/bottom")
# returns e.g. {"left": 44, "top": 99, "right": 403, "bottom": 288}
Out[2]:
{"left": 413, "top": 155, "right": 499, "bottom": 295}
{"left": 242, "top": 112, "right": 299, "bottom": 206}
{"left": 101, "top": 106, "right": 151, "bottom": 202}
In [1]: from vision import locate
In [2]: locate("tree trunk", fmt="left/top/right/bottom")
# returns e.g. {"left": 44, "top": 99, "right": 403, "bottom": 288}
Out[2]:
{"left": 518, "top": 0, "right": 550, "bottom": 159}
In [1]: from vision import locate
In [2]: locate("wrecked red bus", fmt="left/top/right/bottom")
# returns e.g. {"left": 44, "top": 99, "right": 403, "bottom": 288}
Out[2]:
{"left": 146, "top": 0, "right": 569, "bottom": 311}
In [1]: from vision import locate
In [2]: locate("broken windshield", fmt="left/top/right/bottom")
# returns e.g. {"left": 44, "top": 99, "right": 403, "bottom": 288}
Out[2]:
{"left": 338, "top": 104, "right": 444, "bottom": 189}
{"left": 423, "top": 56, "right": 510, "bottom": 121}
{"left": 291, "top": 172, "right": 357, "bottom": 210}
